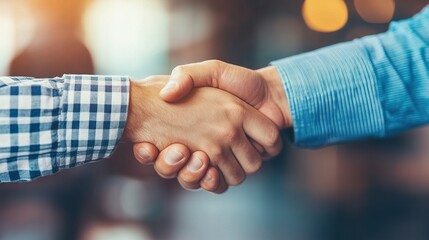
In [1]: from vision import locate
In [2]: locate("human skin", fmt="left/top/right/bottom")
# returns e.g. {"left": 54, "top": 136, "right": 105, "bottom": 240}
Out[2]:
{"left": 132, "top": 61, "right": 290, "bottom": 193}
{"left": 123, "top": 74, "right": 282, "bottom": 193}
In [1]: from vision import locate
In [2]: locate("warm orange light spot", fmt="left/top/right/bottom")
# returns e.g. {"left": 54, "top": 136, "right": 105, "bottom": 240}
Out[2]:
{"left": 354, "top": 0, "right": 395, "bottom": 24}
{"left": 302, "top": 0, "right": 349, "bottom": 33}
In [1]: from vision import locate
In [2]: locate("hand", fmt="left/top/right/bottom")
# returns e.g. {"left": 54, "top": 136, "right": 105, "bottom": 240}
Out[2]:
{"left": 162, "top": 60, "right": 291, "bottom": 128}
{"left": 124, "top": 76, "right": 282, "bottom": 192}
{"left": 133, "top": 61, "right": 291, "bottom": 192}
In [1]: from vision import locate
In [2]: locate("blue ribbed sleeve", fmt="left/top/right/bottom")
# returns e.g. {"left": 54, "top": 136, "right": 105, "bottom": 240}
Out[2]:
{"left": 271, "top": 6, "right": 429, "bottom": 148}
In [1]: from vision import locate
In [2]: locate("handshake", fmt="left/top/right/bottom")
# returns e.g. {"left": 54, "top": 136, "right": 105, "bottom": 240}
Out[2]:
{"left": 123, "top": 60, "right": 291, "bottom": 194}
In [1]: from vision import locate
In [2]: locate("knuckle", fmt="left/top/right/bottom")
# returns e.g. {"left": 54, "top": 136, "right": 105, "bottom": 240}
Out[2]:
{"left": 265, "top": 127, "right": 281, "bottom": 148}
{"left": 226, "top": 102, "right": 244, "bottom": 113}
{"left": 221, "top": 126, "right": 240, "bottom": 143}
{"left": 224, "top": 102, "right": 245, "bottom": 120}
{"left": 202, "top": 60, "right": 226, "bottom": 86}
{"left": 245, "top": 159, "right": 262, "bottom": 174}
{"left": 229, "top": 173, "right": 246, "bottom": 186}
{"left": 203, "top": 59, "right": 222, "bottom": 68}
{"left": 208, "top": 146, "right": 223, "bottom": 165}
{"left": 172, "top": 65, "right": 186, "bottom": 75}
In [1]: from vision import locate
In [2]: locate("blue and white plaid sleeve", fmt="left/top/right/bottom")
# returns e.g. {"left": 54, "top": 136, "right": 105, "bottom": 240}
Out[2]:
{"left": 0, "top": 75, "right": 129, "bottom": 182}
{"left": 272, "top": 6, "right": 429, "bottom": 148}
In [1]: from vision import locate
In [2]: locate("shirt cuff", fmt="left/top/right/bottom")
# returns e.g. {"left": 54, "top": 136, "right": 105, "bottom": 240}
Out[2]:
{"left": 271, "top": 41, "right": 385, "bottom": 148}
{"left": 58, "top": 75, "right": 129, "bottom": 169}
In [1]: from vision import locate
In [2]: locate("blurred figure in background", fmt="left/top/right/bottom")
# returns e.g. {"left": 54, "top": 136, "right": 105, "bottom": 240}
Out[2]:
{"left": 9, "top": 0, "right": 94, "bottom": 77}
{"left": 1, "top": 1, "right": 97, "bottom": 240}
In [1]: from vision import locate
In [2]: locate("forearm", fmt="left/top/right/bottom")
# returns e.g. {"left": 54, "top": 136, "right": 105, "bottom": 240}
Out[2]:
{"left": 271, "top": 6, "right": 429, "bottom": 147}
{"left": 0, "top": 75, "right": 129, "bottom": 182}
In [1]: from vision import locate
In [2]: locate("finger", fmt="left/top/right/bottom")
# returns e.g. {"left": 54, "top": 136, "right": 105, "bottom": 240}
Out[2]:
{"left": 200, "top": 167, "right": 220, "bottom": 192}
{"left": 231, "top": 131, "right": 263, "bottom": 174}
{"left": 133, "top": 142, "right": 159, "bottom": 165}
{"left": 177, "top": 151, "right": 210, "bottom": 190}
{"left": 160, "top": 60, "right": 226, "bottom": 102}
{"left": 261, "top": 149, "right": 279, "bottom": 161}
{"left": 243, "top": 108, "right": 283, "bottom": 158}
{"left": 250, "top": 138, "right": 275, "bottom": 161}
{"left": 154, "top": 144, "right": 191, "bottom": 179}
{"left": 214, "top": 148, "right": 246, "bottom": 186}
{"left": 212, "top": 170, "right": 228, "bottom": 194}
{"left": 249, "top": 139, "right": 265, "bottom": 154}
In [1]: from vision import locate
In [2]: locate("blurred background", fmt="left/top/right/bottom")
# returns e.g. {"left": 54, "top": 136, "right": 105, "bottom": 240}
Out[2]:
{"left": 0, "top": 0, "right": 429, "bottom": 239}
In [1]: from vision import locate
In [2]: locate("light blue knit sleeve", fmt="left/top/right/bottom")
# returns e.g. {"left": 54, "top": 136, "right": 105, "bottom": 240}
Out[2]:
{"left": 271, "top": 6, "right": 429, "bottom": 148}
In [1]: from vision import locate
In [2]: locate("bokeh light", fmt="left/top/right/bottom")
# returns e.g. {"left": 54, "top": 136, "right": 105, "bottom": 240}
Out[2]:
{"left": 302, "top": 0, "right": 349, "bottom": 33}
{"left": 83, "top": 0, "right": 169, "bottom": 77}
{"left": 354, "top": 0, "right": 395, "bottom": 24}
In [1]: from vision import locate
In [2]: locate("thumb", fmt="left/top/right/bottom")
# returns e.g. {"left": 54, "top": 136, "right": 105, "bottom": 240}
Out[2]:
{"left": 133, "top": 142, "right": 160, "bottom": 165}
{"left": 159, "top": 60, "right": 226, "bottom": 102}
{"left": 159, "top": 71, "right": 194, "bottom": 102}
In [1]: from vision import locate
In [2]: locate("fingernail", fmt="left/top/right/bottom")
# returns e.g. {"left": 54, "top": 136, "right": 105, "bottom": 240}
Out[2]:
{"left": 187, "top": 156, "right": 203, "bottom": 172}
{"left": 165, "top": 148, "right": 184, "bottom": 165}
{"left": 160, "top": 81, "right": 177, "bottom": 95}
{"left": 138, "top": 148, "right": 152, "bottom": 162}
{"left": 203, "top": 173, "right": 212, "bottom": 182}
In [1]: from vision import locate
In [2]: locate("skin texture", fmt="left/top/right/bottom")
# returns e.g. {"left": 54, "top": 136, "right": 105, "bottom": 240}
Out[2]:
{"left": 132, "top": 61, "right": 291, "bottom": 193}
{"left": 162, "top": 61, "right": 290, "bottom": 129}
{"left": 124, "top": 75, "right": 282, "bottom": 193}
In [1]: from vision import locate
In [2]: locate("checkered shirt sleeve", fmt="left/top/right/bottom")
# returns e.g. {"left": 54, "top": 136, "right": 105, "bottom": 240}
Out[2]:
{"left": 0, "top": 75, "right": 129, "bottom": 182}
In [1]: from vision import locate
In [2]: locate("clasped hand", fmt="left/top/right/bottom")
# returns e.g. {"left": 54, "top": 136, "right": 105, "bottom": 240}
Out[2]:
{"left": 124, "top": 60, "right": 291, "bottom": 193}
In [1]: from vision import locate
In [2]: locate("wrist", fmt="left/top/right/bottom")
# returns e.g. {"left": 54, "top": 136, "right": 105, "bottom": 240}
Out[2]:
{"left": 257, "top": 66, "right": 292, "bottom": 129}
{"left": 123, "top": 79, "right": 154, "bottom": 142}
{"left": 123, "top": 77, "right": 176, "bottom": 144}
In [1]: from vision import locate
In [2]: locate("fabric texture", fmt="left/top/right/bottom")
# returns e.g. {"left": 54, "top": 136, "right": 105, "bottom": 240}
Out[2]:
{"left": 272, "top": 6, "right": 429, "bottom": 147}
{"left": 0, "top": 75, "right": 129, "bottom": 182}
